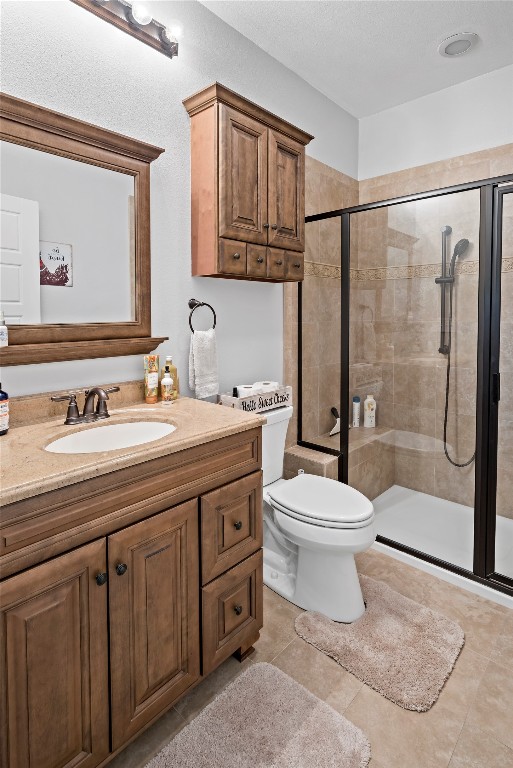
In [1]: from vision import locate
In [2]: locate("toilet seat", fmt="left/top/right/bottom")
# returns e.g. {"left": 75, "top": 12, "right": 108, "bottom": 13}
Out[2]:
{"left": 266, "top": 473, "right": 374, "bottom": 530}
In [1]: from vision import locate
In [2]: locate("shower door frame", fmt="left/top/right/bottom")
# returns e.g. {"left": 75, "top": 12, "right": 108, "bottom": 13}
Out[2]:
{"left": 298, "top": 172, "right": 513, "bottom": 597}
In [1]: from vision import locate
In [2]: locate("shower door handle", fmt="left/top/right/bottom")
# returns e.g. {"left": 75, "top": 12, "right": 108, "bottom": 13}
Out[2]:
{"left": 492, "top": 372, "right": 500, "bottom": 404}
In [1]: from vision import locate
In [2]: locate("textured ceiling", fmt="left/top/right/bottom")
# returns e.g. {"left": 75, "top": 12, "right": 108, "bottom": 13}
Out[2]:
{"left": 199, "top": 0, "right": 513, "bottom": 117}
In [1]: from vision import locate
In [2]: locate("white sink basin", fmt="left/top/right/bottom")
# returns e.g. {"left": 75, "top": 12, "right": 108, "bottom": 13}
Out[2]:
{"left": 45, "top": 421, "right": 176, "bottom": 454}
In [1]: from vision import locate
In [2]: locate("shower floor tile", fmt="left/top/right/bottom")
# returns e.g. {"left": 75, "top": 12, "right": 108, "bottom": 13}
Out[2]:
{"left": 373, "top": 484, "right": 513, "bottom": 579}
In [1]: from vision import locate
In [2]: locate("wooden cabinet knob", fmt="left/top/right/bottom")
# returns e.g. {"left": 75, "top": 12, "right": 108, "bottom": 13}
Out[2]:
{"left": 276, "top": 260, "right": 283, "bottom": 266}
{"left": 263, "top": 223, "right": 270, "bottom": 229}
{"left": 271, "top": 224, "right": 278, "bottom": 230}
{"left": 95, "top": 572, "right": 108, "bottom": 586}
{"left": 234, "top": 605, "right": 243, "bottom": 615}
{"left": 294, "top": 262, "right": 301, "bottom": 268}
{"left": 256, "top": 257, "right": 264, "bottom": 264}
{"left": 115, "top": 563, "right": 128, "bottom": 576}
{"left": 234, "top": 521, "right": 243, "bottom": 530}
{"left": 233, "top": 252, "right": 241, "bottom": 260}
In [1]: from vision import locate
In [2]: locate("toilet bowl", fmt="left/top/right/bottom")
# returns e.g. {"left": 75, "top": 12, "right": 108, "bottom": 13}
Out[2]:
{"left": 262, "top": 406, "right": 375, "bottom": 622}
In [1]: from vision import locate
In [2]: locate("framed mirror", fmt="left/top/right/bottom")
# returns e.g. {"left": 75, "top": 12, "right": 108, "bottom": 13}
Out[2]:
{"left": 0, "top": 92, "right": 166, "bottom": 365}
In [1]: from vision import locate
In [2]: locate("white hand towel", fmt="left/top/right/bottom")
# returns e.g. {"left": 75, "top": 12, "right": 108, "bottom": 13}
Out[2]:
{"left": 189, "top": 328, "right": 219, "bottom": 399}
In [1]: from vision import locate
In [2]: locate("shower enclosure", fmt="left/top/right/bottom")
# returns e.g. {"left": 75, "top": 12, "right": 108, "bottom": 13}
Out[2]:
{"left": 298, "top": 174, "right": 513, "bottom": 596}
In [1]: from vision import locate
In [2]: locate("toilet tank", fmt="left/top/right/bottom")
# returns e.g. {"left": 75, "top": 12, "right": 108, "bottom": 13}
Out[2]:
{"left": 262, "top": 406, "right": 293, "bottom": 486}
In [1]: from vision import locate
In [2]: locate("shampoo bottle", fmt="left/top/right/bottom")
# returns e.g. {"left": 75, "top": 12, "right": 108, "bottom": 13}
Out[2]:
{"left": 144, "top": 355, "right": 159, "bottom": 404}
{"left": 352, "top": 396, "right": 361, "bottom": 428}
{"left": 0, "top": 383, "right": 9, "bottom": 435}
{"left": 161, "top": 367, "right": 174, "bottom": 405}
{"left": 363, "top": 394, "right": 376, "bottom": 428}
{"left": 161, "top": 356, "right": 179, "bottom": 400}
{"left": 0, "top": 311, "right": 8, "bottom": 347}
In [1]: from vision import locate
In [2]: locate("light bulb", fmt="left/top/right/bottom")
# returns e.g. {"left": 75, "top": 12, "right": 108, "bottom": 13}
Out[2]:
{"left": 131, "top": 3, "right": 152, "bottom": 26}
{"left": 165, "top": 19, "right": 184, "bottom": 40}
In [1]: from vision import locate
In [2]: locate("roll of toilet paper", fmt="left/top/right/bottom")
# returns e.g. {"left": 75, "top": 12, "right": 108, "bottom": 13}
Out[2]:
{"left": 254, "top": 380, "right": 280, "bottom": 393}
{"left": 236, "top": 384, "right": 255, "bottom": 398}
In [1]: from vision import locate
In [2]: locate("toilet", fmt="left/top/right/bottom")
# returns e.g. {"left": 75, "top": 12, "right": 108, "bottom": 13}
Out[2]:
{"left": 263, "top": 405, "right": 375, "bottom": 622}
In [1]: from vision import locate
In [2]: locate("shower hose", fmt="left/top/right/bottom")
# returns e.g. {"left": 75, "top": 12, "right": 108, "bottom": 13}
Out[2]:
{"left": 443, "top": 279, "right": 476, "bottom": 468}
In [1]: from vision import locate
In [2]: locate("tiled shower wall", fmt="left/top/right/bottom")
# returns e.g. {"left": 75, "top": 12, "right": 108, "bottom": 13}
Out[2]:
{"left": 284, "top": 144, "right": 513, "bottom": 520}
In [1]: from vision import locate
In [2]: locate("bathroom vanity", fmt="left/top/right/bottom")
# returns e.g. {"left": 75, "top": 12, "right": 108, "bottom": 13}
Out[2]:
{"left": 0, "top": 399, "right": 264, "bottom": 768}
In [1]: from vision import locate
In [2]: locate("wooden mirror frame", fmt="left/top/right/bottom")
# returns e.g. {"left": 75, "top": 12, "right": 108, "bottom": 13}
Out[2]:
{"left": 0, "top": 92, "right": 167, "bottom": 365}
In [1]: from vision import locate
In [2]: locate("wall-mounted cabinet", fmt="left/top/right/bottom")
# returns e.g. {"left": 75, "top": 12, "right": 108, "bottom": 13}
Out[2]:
{"left": 183, "top": 84, "right": 313, "bottom": 282}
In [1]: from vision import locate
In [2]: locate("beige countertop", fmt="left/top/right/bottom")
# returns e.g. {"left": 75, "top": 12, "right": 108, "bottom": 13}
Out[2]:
{"left": 0, "top": 397, "right": 264, "bottom": 506}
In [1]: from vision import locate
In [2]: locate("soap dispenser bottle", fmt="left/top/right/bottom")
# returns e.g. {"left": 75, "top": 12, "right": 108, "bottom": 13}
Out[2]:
{"left": 363, "top": 394, "right": 376, "bottom": 428}
{"left": 161, "top": 367, "right": 174, "bottom": 405}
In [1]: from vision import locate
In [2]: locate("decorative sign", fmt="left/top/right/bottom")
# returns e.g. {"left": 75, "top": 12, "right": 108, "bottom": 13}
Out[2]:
{"left": 220, "top": 386, "right": 292, "bottom": 414}
{"left": 39, "top": 241, "right": 73, "bottom": 287}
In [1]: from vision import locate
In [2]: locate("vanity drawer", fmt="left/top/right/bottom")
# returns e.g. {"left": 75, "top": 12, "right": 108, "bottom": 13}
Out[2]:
{"left": 246, "top": 244, "right": 267, "bottom": 278}
{"left": 218, "top": 239, "right": 247, "bottom": 275}
{"left": 266, "top": 248, "right": 287, "bottom": 280}
{"left": 202, "top": 549, "right": 263, "bottom": 674}
{"left": 201, "top": 471, "right": 262, "bottom": 584}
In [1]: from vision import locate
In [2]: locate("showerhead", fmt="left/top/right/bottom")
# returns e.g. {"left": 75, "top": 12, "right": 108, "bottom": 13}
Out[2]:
{"left": 449, "top": 238, "right": 470, "bottom": 275}
{"left": 441, "top": 225, "right": 453, "bottom": 235}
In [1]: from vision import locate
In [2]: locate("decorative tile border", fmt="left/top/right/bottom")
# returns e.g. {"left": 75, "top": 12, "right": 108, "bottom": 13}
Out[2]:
{"left": 305, "top": 257, "right": 513, "bottom": 281}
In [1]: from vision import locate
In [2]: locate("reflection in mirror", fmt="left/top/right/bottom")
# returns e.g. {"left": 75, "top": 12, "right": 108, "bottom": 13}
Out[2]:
{"left": 0, "top": 141, "right": 135, "bottom": 325}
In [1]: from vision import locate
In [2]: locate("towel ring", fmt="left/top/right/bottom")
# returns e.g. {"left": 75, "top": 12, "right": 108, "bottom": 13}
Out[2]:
{"left": 188, "top": 298, "right": 217, "bottom": 333}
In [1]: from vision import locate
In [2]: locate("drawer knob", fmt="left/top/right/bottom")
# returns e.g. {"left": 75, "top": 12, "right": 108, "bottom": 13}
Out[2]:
{"left": 263, "top": 223, "right": 270, "bottom": 229}
{"left": 234, "top": 521, "right": 243, "bottom": 530}
{"left": 256, "top": 257, "right": 264, "bottom": 264}
{"left": 116, "top": 563, "right": 128, "bottom": 576}
{"left": 271, "top": 224, "right": 278, "bottom": 230}
{"left": 234, "top": 604, "right": 243, "bottom": 615}
{"left": 233, "top": 252, "right": 241, "bottom": 260}
{"left": 95, "top": 572, "right": 108, "bottom": 586}
{"left": 294, "top": 262, "right": 301, "bottom": 268}
{"left": 276, "top": 259, "right": 283, "bottom": 266}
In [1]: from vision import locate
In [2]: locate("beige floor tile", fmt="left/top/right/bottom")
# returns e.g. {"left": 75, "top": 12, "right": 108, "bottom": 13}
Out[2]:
{"left": 355, "top": 549, "right": 434, "bottom": 604}
{"left": 466, "top": 660, "right": 513, "bottom": 750}
{"left": 251, "top": 587, "right": 304, "bottom": 663}
{"left": 491, "top": 610, "right": 513, "bottom": 671}
{"left": 271, "top": 636, "right": 364, "bottom": 714}
{"left": 448, "top": 722, "right": 513, "bottom": 768}
{"left": 107, "top": 707, "right": 186, "bottom": 768}
{"left": 173, "top": 656, "right": 253, "bottom": 724}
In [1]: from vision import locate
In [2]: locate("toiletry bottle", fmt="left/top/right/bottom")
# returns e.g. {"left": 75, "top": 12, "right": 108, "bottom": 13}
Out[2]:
{"left": 352, "top": 396, "right": 361, "bottom": 428}
{"left": 161, "top": 366, "right": 174, "bottom": 405}
{"left": 144, "top": 355, "right": 159, "bottom": 404}
{"left": 0, "top": 383, "right": 9, "bottom": 435}
{"left": 0, "top": 311, "right": 8, "bottom": 347}
{"left": 363, "top": 394, "right": 376, "bottom": 428}
{"left": 165, "top": 356, "right": 179, "bottom": 400}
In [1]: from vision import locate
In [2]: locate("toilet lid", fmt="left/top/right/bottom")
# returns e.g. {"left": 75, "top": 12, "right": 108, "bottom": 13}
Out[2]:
{"left": 266, "top": 473, "right": 374, "bottom": 525}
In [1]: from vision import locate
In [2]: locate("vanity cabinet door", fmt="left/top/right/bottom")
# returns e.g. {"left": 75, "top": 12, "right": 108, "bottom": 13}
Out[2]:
{"left": 0, "top": 540, "right": 109, "bottom": 768}
{"left": 218, "top": 104, "right": 268, "bottom": 245}
{"left": 108, "top": 499, "right": 200, "bottom": 750}
{"left": 267, "top": 129, "right": 305, "bottom": 252}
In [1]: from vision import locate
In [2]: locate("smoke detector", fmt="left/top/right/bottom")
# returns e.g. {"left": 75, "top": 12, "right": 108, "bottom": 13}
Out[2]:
{"left": 438, "top": 33, "right": 479, "bottom": 57}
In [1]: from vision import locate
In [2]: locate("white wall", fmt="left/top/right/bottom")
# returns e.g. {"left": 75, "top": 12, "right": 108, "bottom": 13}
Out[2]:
{"left": 359, "top": 65, "right": 513, "bottom": 179}
{"left": 0, "top": 0, "right": 358, "bottom": 397}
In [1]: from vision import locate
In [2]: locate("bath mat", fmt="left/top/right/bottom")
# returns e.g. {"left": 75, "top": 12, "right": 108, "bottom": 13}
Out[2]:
{"left": 295, "top": 575, "right": 464, "bottom": 712}
{"left": 145, "top": 662, "right": 371, "bottom": 768}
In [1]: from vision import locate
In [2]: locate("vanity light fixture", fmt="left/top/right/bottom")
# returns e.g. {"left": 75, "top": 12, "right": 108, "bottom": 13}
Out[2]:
{"left": 71, "top": 0, "right": 179, "bottom": 59}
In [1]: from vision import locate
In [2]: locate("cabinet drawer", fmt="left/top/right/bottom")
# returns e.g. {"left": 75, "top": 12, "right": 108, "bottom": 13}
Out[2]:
{"left": 286, "top": 251, "right": 304, "bottom": 281}
{"left": 247, "top": 244, "right": 267, "bottom": 279}
{"left": 201, "top": 471, "right": 262, "bottom": 584}
{"left": 219, "top": 239, "right": 247, "bottom": 275}
{"left": 202, "top": 550, "right": 263, "bottom": 674}
{"left": 266, "top": 248, "right": 287, "bottom": 280}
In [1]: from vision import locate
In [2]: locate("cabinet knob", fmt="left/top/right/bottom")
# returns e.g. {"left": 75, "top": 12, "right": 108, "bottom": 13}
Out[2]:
{"left": 234, "top": 521, "right": 243, "bottom": 530}
{"left": 233, "top": 252, "right": 241, "bottom": 260}
{"left": 234, "top": 604, "right": 243, "bottom": 615}
{"left": 271, "top": 224, "right": 278, "bottom": 230}
{"left": 95, "top": 572, "right": 108, "bottom": 586}
{"left": 115, "top": 563, "right": 128, "bottom": 576}
{"left": 263, "top": 223, "right": 270, "bottom": 229}
{"left": 294, "top": 262, "right": 301, "bottom": 268}
{"left": 256, "top": 257, "right": 264, "bottom": 264}
{"left": 276, "top": 259, "right": 283, "bottom": 266}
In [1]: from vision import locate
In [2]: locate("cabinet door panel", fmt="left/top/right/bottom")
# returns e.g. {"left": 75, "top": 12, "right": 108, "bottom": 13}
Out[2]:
{"left": 0, "top": 540, "right": 109, "bottom": 768}
{"left": 109, "top": 499, "right": 199, "bottom": 749}
{"left": 268, "top": 130, "right": 305, "bottom": 252}
{"left": 266, "top": 248, "right": 287, "bottom": 280}
{"left": 219, "top": 105, "right": 268, "bottom": 244}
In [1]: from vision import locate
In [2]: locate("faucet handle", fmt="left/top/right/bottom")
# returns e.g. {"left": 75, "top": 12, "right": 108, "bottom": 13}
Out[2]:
{"left": 51, "top": 393, "right": 80, "bottom": 425}
{"left": 104, "top": 386, "right": 120, "bottom": 395}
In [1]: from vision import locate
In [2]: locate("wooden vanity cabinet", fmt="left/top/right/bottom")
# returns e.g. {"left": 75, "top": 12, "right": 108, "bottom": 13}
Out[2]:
{"left": 0, "top": 427, "right": 263, "bottom": 768}
{"left": 183, "top": 83, "right": 313, "bottom": 282}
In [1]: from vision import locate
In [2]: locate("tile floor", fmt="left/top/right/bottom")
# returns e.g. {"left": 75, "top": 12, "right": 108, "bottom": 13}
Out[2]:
{"left": 109, "top": 549, "right": 513, "bottom": 768}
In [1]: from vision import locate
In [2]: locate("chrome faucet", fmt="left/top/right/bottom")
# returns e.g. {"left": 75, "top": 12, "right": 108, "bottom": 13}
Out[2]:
{"left": 51, "top": 386, "right": 120, "bottom": 425}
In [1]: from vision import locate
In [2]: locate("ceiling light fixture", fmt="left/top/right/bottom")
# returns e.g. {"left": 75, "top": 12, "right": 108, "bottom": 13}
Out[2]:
{"left": 72, "top": 0, "right": 179, "bottom": 59}
{"left": 438, "top": 32, "right": 478, "bottom": 58}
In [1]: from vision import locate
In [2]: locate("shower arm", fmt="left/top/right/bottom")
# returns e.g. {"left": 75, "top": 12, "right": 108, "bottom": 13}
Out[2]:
{"left": 435, "top": 226, "right": 454, "bottom": 355}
